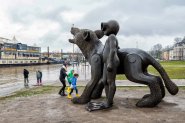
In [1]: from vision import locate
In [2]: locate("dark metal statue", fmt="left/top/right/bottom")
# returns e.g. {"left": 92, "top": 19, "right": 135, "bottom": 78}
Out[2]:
{"left": 68, "top": 20, "right": 179, "bottom": 111}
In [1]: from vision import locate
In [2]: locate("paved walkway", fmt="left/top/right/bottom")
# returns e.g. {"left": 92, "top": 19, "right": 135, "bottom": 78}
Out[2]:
{"left": 0, "top": 79, "right": 184, "bottom": 97}
{"left": 55, "top": 79, "right": 185, "bottom": 86}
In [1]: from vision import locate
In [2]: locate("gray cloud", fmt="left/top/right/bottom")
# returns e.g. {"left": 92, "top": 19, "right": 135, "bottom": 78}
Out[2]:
{"left": 38, "top": 31, "right": 71, "bottom": 51}
{"left": 1, "top": 0, "right": 185, "bottom": 52}
{"left": 75, "top": 0, "right": 185, "bottom": 36}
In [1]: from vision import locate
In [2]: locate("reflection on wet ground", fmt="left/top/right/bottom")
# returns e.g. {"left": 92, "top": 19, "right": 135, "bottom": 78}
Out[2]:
{"left": 0, "top": 64, "right": 91, "bottom": 96}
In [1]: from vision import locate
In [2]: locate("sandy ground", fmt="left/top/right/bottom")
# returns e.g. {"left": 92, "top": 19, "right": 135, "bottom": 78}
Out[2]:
{"left": 0, "top": 88, "right": 185, "bottom": 123}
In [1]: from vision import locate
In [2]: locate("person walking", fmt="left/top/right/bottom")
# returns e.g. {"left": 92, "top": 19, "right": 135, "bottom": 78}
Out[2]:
{"left": 67, "top": 73, "right": 79, "bottom": 99}
{"left": 23, "top": 69, "right": 29, "bottom": 87}
{"left": 59, "top": 65, "right": 67, "bottom": 96}
{"left": 36, "top": 70, "right": 42, "bottom": 86}
{"left": 63, "top": 61, "right": 67, "bottom": 68}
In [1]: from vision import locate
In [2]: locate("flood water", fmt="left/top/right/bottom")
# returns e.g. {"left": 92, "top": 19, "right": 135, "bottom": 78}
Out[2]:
{"left": 0, "top": 64, "right": 91, "bottom": 96}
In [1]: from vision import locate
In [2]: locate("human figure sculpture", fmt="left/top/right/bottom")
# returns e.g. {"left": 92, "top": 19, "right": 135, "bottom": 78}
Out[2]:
{"left": 68, "top": 20, "right": 179, "bottom": 111}
{"left": 87, "top": 21, "right": 120, "bottom": 111}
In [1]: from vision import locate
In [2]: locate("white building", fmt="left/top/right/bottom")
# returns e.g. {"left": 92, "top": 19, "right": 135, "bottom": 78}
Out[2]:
{"left": 169, "top": 49, "right": 174, "bottom": 60}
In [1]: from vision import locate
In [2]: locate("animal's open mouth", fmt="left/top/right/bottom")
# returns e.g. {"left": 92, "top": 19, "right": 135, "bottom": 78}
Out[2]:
{"left": 69, "top": 39, "right": 75, "bottom": 43}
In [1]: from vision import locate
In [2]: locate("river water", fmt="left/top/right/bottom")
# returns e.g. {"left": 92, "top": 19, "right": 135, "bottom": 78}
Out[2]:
{"left": 0, "top": 64, "right": 91, "bottom": 96}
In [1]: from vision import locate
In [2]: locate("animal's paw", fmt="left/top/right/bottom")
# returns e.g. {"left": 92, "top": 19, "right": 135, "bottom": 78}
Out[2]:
{"left": 71, "top": 97, "right": 90, "bottom": 104}
{"left": 136, "top": 95, "right": 161, "bottom": 108}
{"left": 142, "top": 94, "right": 151, "bottom": 99}
{"left": 86, "top": 102, "right": 112, "bottom": 112}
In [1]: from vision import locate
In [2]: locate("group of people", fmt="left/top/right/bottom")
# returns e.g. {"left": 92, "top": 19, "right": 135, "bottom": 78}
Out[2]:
{"left": 23, "top": 65, "right": 79, "bottom": 98}
{"left": 23, "top": 69, "right": 43, "bottom": 87}
{"left": 59, "top": 65, "right": 79, "bottom": 99}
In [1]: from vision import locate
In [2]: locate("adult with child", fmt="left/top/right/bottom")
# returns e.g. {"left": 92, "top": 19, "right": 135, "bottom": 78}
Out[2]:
{"left": 23, "top": 69, "right": 29, "bottom": 87}
{"left": 67, "top": 73, "right": 80, "bottom": 99}
{"left": 59, "top": 65, "right": 68, "bottom": 96}
{"left": 36, "top": 70, "right": 42, "bottom": 86}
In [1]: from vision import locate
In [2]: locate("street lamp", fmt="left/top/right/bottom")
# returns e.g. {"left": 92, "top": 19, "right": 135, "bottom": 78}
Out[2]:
{"left": 72, "top": 24, "right": 74, "bottom": 69}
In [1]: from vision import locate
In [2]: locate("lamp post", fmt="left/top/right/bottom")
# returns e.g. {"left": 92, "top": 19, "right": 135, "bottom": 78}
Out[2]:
{"left": 72, "top": 24, "right": 74, "bottom": 69}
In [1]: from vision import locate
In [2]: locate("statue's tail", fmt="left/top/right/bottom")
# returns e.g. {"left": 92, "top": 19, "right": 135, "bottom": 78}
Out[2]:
{"left": 150, "top": 59, "right": 178, "bottom": 95}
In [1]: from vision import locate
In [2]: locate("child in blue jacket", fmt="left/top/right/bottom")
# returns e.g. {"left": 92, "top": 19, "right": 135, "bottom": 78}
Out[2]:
{"left": 67, "top": 73, "right": 79, "bottom": 99}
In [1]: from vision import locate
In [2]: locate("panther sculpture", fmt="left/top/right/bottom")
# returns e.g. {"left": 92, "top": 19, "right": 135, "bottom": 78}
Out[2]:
{"left": 68, "top": 20, "right": 178, "bottom": 109}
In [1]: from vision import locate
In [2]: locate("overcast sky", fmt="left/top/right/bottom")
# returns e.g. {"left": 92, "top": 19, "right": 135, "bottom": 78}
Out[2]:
{"left": 0, "top": 0, "right": 185, "bottom": 52}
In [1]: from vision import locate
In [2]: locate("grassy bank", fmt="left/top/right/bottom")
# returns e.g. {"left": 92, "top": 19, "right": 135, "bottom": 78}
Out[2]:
{"left": 0, "top": 86, "right": 60, "bottom": 101}
{"left": 116, "top": 61, "right": 185, "bottom": 80}
{"left": 0, "top": 86, "right": 84, "bottom": 101}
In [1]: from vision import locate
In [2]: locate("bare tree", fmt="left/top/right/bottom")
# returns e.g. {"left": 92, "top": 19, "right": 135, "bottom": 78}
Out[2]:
{"left": 174, "top": 37, "right": 182, "bottom": 44}
{"left": 149, "top": 43, "right": 163, "bottom": 59}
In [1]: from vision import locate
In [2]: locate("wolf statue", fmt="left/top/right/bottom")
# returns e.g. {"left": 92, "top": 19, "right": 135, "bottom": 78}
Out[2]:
{"left": 68, "top": 20, "right": 178, "bottom": 111}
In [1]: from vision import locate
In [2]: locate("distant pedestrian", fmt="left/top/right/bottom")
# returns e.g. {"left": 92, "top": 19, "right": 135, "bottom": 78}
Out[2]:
{"left": 67, "top": 73, "right": 79, "bottom": 99}
{"left": 59, "top": 65, "right": 67, "bottom": 96}
{"left": 67, "top": 69, "right": 74, "bottom": 93}
{"left": 36, "top": 70, "right": 42, "bottom": 86}
{"left": 23, "top": 69, "right": 29, "bottom": 87}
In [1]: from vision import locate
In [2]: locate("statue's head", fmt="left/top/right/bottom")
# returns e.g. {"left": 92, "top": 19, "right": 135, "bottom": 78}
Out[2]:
{"left": 101, "top": 20, "right": 119, "bottom": 36}
{"left": 69, "top": 27, "right": 104, "bottom": 47}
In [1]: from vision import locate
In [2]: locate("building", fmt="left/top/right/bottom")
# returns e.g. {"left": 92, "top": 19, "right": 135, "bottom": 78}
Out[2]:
{"left": 182, "top": 39, "right": 185, "bottom": 60}
{"left": 173, "top": 42, "right": 184, "bottom": 60}
{"left": 0, "top": 36, "right": 42, "bottom": 65}
{"left": 162, "top": 50, "right": 169, "bottom": 61}
{"left": 169, "top": 49, "right": 174, "bottom": 60}
{"left": 42, "top": 52, "right": 62, "bottom": 60}
{"left": 161, "top": 37, "right": 185, "bottom": 61}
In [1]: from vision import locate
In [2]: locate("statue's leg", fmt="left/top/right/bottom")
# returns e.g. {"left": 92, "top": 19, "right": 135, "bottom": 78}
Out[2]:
{"left": 103, "top": 64, "right": 110, "bottom": 104}
{"left": 72, "top": 54, "right": 102, "bottom": 104}
{"left": 86, "top": 64, "right": 117, "bottom": 111}
{"left": 91, "top": 64, "right": 106, "bottom": 99}
{"left": 144, "top": 73, "right": 165, "bottom": 98}
{"left": 156, "top": 76, "right": 165, "bottom": 98}
{"left": 135, "top": 76, "right": 162, "bottom": 107}
{"left": 125, "top": 54, "right": 162, "bottom": 107}
{"left": 91, "top": 79, "right": 104, "bottom": 99}
{"left": 106, "top": 70, "right": 117, "bottom": 107}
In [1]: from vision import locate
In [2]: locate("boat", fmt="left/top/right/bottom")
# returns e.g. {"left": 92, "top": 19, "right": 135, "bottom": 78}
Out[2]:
{"left": 0, "top": 36, "right": 47, "bottom": 67}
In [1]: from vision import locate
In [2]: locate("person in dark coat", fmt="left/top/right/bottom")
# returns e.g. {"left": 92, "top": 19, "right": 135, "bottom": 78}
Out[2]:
{"left": 59, "top": 66, "right": 68, "bottom": 96}
{"left": 23, "top": 69, "right": 29, "bottom": 86}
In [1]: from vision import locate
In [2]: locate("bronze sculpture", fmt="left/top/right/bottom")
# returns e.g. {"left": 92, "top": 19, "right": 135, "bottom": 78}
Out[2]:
{"left": 68, "top": 20, "right": 178, "bottom": 111}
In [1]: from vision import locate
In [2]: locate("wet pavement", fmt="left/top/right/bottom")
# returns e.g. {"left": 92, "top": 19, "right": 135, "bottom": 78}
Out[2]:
{"left": 0, "top": 64, "right": 91, "bottom": 97}
{"left": 0, "top": 64, "right": 184, "bottom": 97}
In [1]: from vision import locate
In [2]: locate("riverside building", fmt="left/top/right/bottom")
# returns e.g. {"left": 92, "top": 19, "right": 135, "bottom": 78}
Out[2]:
{"left": 0, "top": 36, "right": 42, "bottom": 66}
